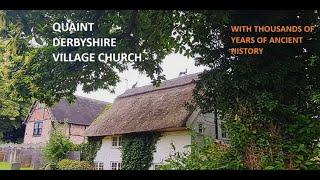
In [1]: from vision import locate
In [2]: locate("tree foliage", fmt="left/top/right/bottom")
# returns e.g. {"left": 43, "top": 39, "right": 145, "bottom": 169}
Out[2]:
{"left": 189, "top": 10, "right": 320, "bottom": 169}
{"left": 0, "top": 10, "right": 178, "bottom": 106}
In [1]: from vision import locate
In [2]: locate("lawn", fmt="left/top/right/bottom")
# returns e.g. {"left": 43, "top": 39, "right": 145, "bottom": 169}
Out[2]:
{"left": 0, "top": 162, "right": 32, "bottom": 170}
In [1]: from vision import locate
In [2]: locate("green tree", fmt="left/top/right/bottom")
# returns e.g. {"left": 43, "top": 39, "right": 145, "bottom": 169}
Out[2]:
{"left": 0, "top": 10, "right": 177, "bottom": 106}
{"left": 187, "top": 10, "right": 320, "bottom": 169}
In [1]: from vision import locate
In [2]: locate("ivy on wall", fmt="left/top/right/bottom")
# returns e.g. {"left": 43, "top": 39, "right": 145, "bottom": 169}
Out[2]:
{"left": 73, "top": 137, "right": 102, "bottom": 163}
{"left": 121, "top": 132, "right": 161, "bottom": 170}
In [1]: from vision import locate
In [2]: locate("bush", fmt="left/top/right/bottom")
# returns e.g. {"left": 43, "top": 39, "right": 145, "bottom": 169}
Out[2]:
{"left": 57, "top": 159, "right": 93, "bottom": 170}
{"left": 161, "top": 136, "right": 228, "bottom": 170}
{"left": 43, "top": 131, "right": 74, "bottom": 168}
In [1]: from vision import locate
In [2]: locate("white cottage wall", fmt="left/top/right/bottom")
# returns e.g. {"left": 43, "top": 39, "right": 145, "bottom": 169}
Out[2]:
{"left": 150, "top": 130, "right": 191, "bottom": 170}
{"left": 94, "top": 136, "right": 122, "bottom": 170}
{"left": 94, "top": 130, "right": 191, "bottom": 170}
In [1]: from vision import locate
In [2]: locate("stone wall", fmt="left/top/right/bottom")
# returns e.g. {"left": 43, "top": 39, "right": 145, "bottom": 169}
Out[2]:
{"left": 0, "top": 143, "right": 45, "bottom": 169}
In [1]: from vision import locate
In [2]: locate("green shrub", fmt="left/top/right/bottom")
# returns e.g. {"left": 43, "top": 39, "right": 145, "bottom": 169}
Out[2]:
{"left": 43, "top": 131, "right": 74, "bottom": 168}
{"left": 57, "top": 159, "right": 93, "bottom": 170}
{"left": 161, "top": 136, "right": 228, "bottom": 170}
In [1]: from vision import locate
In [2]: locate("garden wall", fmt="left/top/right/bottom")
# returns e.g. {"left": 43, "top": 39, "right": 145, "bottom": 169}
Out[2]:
{"left": 0, "top": 143, "right": 45, "bottom": 169}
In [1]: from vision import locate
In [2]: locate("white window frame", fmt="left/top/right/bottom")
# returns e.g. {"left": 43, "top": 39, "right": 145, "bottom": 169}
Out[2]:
{"left": 94, "top": 161, "right": 104, "bottom": 170}
{"left": 110, "top": 161, "right": 122, "bottom": 170}
{"left": 111, "top": 136, "right": 122, "bottom": 148}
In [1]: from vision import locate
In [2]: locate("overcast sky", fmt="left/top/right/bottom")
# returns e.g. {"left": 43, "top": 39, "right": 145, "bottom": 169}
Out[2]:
{"left": 75, "top": 53, "right": 207, "bottom": 103}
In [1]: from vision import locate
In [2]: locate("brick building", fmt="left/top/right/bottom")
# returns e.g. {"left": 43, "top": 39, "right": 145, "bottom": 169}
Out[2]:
{"left": 23, "top": 96, "right": 109, "bottom": 145}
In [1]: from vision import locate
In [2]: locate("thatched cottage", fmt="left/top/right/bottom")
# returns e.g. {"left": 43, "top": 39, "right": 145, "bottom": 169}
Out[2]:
{"left": 23, "top": 96, "right": 109, "bottom": 145}
{"left": 85, "top": 73, "right": 228, "bottom": 170}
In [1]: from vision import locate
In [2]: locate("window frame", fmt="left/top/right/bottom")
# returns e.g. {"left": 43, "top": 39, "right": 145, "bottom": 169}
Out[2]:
{"left": 111, "top": 136, "right": 122, "bottom": 148}
{"left": 110, "top": 161, "right": 122, "bottom": 170}
{"left": 33, "top": 121, "right": 43, "bottom": 136}
{"left": 94, "top": 161, "right": 104, "bottom": 170}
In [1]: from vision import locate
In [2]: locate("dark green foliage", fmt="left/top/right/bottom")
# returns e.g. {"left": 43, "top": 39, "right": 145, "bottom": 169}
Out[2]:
{"left": 121, "top": 132, "right": 160, "bottom": 170}
{"left": 0, "top": 10, "right": 177, "bottom": 106}
{"left": 1, "top": 119, "right": 25, "bottom": 143}
{"left": 189, "top": 10, "right": 320, "bottom": 169}
{"left": 74, "top": 138, "right": 102, "bottom": 163}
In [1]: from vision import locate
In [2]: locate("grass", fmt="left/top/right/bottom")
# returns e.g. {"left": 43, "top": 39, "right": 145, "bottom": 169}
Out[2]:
{"left": 0, "top": 162, "right": 33, "bottom": 170}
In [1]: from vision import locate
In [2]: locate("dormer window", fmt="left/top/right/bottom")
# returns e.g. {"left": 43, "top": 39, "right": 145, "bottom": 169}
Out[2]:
{"left": 112, "top": 136, "right": 122, "bottom": 147}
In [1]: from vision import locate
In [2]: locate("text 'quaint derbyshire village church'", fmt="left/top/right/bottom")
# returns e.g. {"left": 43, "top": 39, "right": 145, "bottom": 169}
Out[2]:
{"left": 22, "top": 73, "right": 228, "bottom": 170}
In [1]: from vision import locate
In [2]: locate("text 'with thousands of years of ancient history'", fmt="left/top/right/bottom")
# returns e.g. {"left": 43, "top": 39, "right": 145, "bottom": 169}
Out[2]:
{"left": 229, "top": 25, "right": 316, "bottom": 56}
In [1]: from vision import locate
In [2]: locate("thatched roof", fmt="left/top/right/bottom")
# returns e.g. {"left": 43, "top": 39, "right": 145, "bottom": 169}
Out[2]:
{"left": 85, "top": 73, "right": 200, "bottom": 137}
{"left": 52, "top": 96, "right": 110, "bottom": 126}
{"left": 25, "top": 96, "right": 109, "bottom": 126}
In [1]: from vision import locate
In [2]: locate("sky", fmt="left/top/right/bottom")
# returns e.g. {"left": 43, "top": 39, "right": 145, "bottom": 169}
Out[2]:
{"left": 74, "top": 53, "right": 207, "bottom": 103}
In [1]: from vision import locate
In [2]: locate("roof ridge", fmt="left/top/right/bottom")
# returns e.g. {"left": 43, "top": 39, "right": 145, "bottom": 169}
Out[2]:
{"left": 75, "top": 95, "right": 110, "bottom": 104}
{"left": 119, "top": 81, "right": 195, "bottom": 99}
{"left": 118, "top": 72, "right": 200, "bottom": 98}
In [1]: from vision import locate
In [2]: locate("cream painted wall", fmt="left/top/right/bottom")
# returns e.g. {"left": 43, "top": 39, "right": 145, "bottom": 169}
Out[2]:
{"left": 94, "top": 130, "right": 191, "bottom": 170}
{"left": 150, "top": 130, "right": 191, "bottom": 170}
{"left": 94, "top": 136, "right": 122, "bottom": 170}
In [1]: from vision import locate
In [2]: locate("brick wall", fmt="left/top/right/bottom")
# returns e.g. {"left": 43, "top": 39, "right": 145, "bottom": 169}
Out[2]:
{"left": 23, "top": 103, "right": 88, "bottom": 145}
{"left": 69, "top": 124, "right": 87, "bottom": 144}
{"left": 52, "top": 123, "right": 87, "bottom": 144}
{"left": 23, "top": 106, "right": 52, "bottom": 144}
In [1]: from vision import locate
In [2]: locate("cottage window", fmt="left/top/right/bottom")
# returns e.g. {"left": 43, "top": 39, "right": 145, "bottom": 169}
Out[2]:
{"left": 198, "top": 123, "right": 204, "bottom": 134}
{"left": 112, "top": 136, "right": 122, "bottom": 147}
{"left": 33, "top": 122, "right": 43, "bottom": 136}
{"left": 110, "top": 162, "right": 122, "bottom": 170}
{"left": 94, "top": 162, "right": 104, "bottom": 170}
